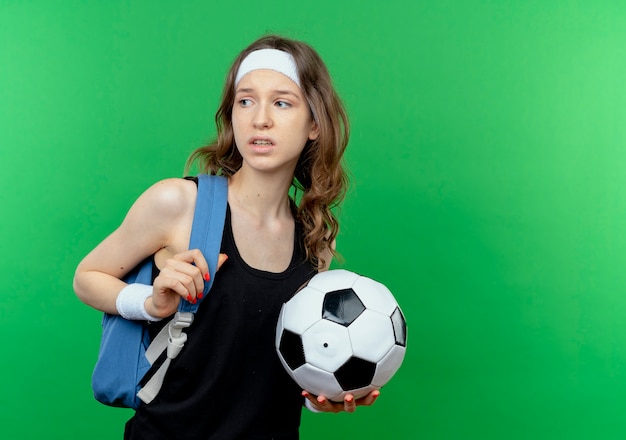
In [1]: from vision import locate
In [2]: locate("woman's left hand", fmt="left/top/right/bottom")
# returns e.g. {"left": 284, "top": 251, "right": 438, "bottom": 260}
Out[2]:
{"left": 302, "top": 390, "right": 380, "bottom": 413}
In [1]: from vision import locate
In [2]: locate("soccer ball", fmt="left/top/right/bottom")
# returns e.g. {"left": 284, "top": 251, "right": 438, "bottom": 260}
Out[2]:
{"left": 275, "top": 269, "right": 407, "bottom": 402}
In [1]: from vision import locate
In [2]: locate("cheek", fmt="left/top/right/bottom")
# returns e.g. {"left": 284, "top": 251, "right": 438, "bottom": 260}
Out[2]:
{"left": 231, "top": 116, "right": 244, "bottom": 143}
{"left": 231, "top": 110, "right": 241, "bottom": 129}
{"left": 286, "top": 113, "right": 315, "bottom": 139}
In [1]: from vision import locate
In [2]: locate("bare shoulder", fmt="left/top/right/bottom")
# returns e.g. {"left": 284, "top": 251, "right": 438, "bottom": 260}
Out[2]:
{"left": 119, "top": 177, "right": 198, "bottom": 249}
{"left": 76, "top": 178, "right": 198, "bottom": 280}
{"left": 136, "top": 178, "right": 197, "bottom": 219}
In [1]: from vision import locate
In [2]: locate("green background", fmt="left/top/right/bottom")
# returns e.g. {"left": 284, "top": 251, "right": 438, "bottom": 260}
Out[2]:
{"left": 2, "top": 0, "right": 626, "bottom": 438}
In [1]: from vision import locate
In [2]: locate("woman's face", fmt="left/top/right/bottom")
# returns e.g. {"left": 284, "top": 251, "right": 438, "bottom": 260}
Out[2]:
{"left": 232, "top": 69, "right": 319, "bottom": 176}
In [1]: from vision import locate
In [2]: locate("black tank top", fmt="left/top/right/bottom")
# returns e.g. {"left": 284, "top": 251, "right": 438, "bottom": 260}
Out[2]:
{"left": 125, "top": 204, "right": 317, "bottom": 440}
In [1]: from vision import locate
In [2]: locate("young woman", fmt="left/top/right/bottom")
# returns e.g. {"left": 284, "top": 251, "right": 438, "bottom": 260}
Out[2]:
{"left": 74, "top": 34, "right": 379, "bottom": 439}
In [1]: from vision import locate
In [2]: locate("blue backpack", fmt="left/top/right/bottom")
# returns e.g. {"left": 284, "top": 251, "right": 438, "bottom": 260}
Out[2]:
{"left": 91, "top": 174, "right": 228, "bottom": 409}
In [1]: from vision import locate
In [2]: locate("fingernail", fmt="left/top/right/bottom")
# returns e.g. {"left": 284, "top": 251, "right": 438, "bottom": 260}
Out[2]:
{"left": 187, "top": 294, "right": 192, "bottom": 302}
{"left": 204, "top": 273, "right": 210, "bottom": 281}
{"left": 345, "top": 395, "right": 354, "bottom": 403}
{"left": 198, "top": 292, "right": 204, "bottom": 300}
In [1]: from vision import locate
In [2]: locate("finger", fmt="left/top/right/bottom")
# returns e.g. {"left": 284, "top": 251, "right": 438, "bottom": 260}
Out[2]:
{"left": 343, "top": 394, "right": 356, "bottom": 413}
{"left": 194, "top": 253, "right": 229, "bottom": 292}
{"left": 205, "top": 253, "right": 229, "bottom": 284}
{"left": 153, "top": 273, "right": 195, "bottom": 307}
{"left": 162, "top": 259, "right": 204, "bottom": 300}
{"left": 302, "top": 390, "right": 326, "bottom": 409}
{"left": 315, "top": 395, "right": 343, "bottom": 413}
{"left": 302, "top": 391, "right": 330, "bottom": 413}
{"left": 175, "top": 249, "right": 210, "bottom": 284}
{"left": 216, "top": 253, "right": 229, "bottom": 271}
{"left": 302, "top": 390, "right": 318, "bottom": 408}
{"left": 315, "top": 394, "right": 330, "bottom": 411}
{"left": 356, "top": 390, "right": 381, "bottom": 407}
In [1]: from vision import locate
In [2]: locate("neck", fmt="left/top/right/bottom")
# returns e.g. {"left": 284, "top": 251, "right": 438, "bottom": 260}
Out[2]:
{"left": 228, "top": 166, "right": 294, "bottom": 219}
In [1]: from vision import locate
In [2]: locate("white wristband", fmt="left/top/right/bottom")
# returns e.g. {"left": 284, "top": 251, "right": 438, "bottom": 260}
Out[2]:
{"left": 116, "top": 283, "right": 162, "bottom": 322}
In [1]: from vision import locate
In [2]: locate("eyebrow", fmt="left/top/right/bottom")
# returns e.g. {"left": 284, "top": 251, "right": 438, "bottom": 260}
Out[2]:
{"left": 235, "top": 87, "right": 302, "bottom": 99}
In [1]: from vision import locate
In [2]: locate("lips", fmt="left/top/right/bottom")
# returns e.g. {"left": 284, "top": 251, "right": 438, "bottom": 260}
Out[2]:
{"left": 250, "top": 136, "right": 275, "bottom": 146}
{"left": 248, "top": 136, "right": 276, "bottom": 153}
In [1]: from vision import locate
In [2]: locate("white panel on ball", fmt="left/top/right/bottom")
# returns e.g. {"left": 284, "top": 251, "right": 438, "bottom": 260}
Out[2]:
{"left": 292, "top": 363, "right": 343, "bottom": 399}
{"left": 280, "top": 286, "right": 326, "bottom": 334}
{"left": 348, "top": 310, "right": 396, "bottom": 362}
{"left": 371, "top": 345, "right": 407, "bottom": 387}
{"left": 306, "top": 269, "right": 360, "bottom": 293}
{"left": 332, "top": 384, "right": 379, "bottom": 402}
{"left": 301, "top": 319, "right": 352, "bottom": 371}
{"left": 275, "top": 306, "right": 287, "bottom": 349}
{"left": 350, "top": 276, "right": 398, "bottom": 316}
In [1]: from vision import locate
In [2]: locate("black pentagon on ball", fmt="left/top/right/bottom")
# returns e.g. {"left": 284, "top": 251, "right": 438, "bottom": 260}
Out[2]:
{"left": 334, "top": 357, "right": 377, "bottom": 391}
{"left": 322, "top": 288, "right": 365, "bottom": 326}
{"left": 391, "top": 307, "right": 407, "bottom": 347}
{"left": 279, "top": 329, "right": 306, "bottom": 370}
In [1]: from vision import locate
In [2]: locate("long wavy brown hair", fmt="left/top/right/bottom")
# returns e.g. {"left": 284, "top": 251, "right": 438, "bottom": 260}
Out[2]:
{"left": 186, "top": 35, "right": 350, "bottom": 267}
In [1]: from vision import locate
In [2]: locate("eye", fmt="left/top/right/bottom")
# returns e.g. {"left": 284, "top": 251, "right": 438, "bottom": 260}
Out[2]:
{"left": 275, "top": 100, "right": 292, "bottom": 109}
{"left": 238, "top": 98, "right": 253, "bottom": 107}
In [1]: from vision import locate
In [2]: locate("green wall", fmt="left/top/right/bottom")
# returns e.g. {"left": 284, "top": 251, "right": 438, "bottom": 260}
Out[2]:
{"left": 2, "top": 1, "right": 626, "bottom": 438}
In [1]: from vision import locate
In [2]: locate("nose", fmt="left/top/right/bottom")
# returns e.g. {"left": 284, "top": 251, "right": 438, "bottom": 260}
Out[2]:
{"left": 252, "top": 103, "right": 272, "bottom": 129}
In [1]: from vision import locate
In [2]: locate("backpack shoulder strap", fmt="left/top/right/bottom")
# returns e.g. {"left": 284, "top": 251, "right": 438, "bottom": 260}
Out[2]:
{"left": 137, "top": 174, "right": 228, "bottom": 405}
{"left": 179, "top": 174, "right": 228, "bottom": 313}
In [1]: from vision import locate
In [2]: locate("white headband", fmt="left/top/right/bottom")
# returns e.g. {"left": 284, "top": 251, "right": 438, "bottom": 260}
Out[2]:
{"left": 235, "top": 49, "right": 301, "bottom": 88}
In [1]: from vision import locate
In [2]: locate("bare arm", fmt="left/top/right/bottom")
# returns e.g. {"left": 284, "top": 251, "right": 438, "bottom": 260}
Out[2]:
{"left": 73, "top": 178, "right": 201, "bottom": 315}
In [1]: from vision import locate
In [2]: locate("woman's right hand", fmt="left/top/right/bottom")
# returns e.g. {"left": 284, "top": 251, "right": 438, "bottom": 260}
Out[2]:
{"left": 147, "top": 250, "right": 228, "bottom": 319}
